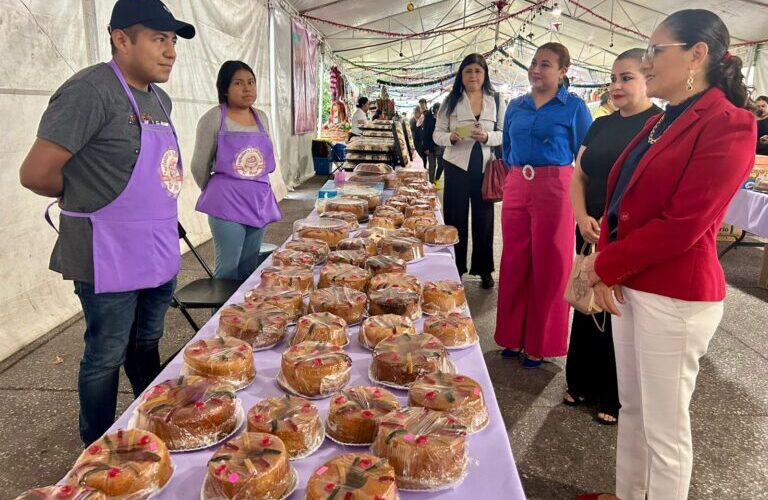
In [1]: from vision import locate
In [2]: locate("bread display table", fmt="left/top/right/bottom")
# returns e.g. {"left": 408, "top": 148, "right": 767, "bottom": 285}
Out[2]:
{"left": 723, "top": 188, "right": 768, "bottom": 287}
{"left": 99, "top": 202, "right": 525, "bottom": 499}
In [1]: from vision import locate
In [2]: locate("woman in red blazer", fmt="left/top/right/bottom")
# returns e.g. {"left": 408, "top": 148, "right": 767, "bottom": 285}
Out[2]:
{"left": 578, "top": 9, "right": 756, "bottom": 500}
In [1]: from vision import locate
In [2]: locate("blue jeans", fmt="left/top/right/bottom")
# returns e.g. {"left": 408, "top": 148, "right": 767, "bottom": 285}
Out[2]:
{"left": 74, "top": 278, "right": 175, "bottom": 445}
{"left": 208, "top": 215, "right": 266, "bottom": 280}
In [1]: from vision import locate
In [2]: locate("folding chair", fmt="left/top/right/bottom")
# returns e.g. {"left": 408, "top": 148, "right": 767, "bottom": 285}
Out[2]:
{"left": 170, "top": 223, "right": 243, "bottom": 332}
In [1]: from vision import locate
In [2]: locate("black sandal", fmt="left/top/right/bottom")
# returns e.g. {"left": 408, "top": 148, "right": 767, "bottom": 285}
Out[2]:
{"left": 562, "top": 391, "right": 585, "bottom": 406}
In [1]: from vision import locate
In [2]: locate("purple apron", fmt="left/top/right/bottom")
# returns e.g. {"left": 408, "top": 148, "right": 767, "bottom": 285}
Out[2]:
{"left": 51, "top": 60, "right": 183, "bottom": 294}
{"left": 195, "top": 103, "right": 283, "bottom": 227}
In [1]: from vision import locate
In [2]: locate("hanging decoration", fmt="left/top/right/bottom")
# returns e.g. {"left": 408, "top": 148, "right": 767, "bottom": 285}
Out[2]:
{"left": 376, "top": 72, "right": 456, "bottom": 88}
{"left": 302, "top": 1, "right": 547, "bottom": 40}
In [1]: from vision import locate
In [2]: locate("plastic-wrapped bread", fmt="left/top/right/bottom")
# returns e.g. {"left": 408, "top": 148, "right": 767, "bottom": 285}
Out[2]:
{"left": 284, "top": 238, "right": 330, "bottom": 263}
{"left": 260, "top": 265, "right": 314, "bottom": 294}
{"left": 422, "top": 224, "right": 460, "bottom": 245}
{"left": 365, "top": 255, "right": 407, "bottom": 277}
{"left": 65, "top": 429, "right": 172, "bottom": 498}
{"left": 244, "top": 286, "right": 304, "bottom": 322}
{"left": 368, "top": 287, "right": 421, "bottom": 320}
{"left": 270, "top": 248, "right": 315, "bottom": 268}
{"left": 368, "top": 215, "right": 398, "bottom": 230}
{"left": 294, "top": 218, "right": 350, "bottom": 249}
{"left": 318, "top": 262, "right": 370, "bottom": 291}
{"left": 327, "top": 249, "right": 368, "bottom": 268}
{"left": 203, "top": 433, "right": 295, "bottom": 499}
{"left": 320, "top": 210, "right": 359, "bottom": 230}
{"left": 306, "top": 453, "right": 398, "bottom": 500}
{"left": 395, "top": 167, "right": 429, "bottom": 183}
{"left": 309, "top": 286, "right": 367, "bottom": 325}
{"left": 409, "top": 372, "right": 489, "bottom": 433}
{"left": 404, "top": 205, "right": 435, "bottom": 218}
{"left": 423, "top": 312, "right": 478, "bottom": 347}
{"left": 353, "top": 163, "right": 394, "bottom": 175}
{"left": 325, "top": 198, "right": 368, "bottom": 221}
{"left": 370, "top": 333, "right": 451, "bottom": 387}
{"left": 369, "top": 272, "right": 422, "bottom": 294}
{"left": 326, "top": 387, "right": 400, "bottom": 444}
{"left": 182, "top": 337, "right": 255, "bottom": 389}
{"left": 373, "top": 206, "right": 405, "bottom": 226}
{"left": 356, "top": 227, "right": 391, "bottom": 244}
{"left": 379, "top": 236, "right": 424, "bottom": 262}
{"left": 339, "top": 189, "right": 381, "bottom": 211}
{"left": 218, "top": 302, "right": 290, "bottom": 349}
{"left": 422, "top": 280, "right": 467, "bottom": 315}
{"left": 134, "top": 376, "right": 239, "bottom": 450}
{"left": 402, "top": 215, "right": 438, "bottom": 234}
{"left": 359, "top": 314, "right": 416, "bottom": 349}
{"left": 14, "top": 485, "right": 107, "bottom": 500}
{"left": 291, "top": 312, "right": 348, "bottom": 347}
{"left": 371, "top": 407, "right": 468, "bottom": 489}
{"left": 337, "top": 237, "right": 378, "bottom": 256}
{"left": 280, "top": 341, "right": 352, "bottom": 397}
{"left": 247, "top": 395, "right": 323, "bottom": 458}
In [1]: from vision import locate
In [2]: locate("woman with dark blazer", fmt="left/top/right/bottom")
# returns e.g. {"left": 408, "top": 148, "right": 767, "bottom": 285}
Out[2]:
{"left": 578, "top": 9, "right": 756, "bottom": 500}
{"left": 564, "top": 48, "right": 661, "bottom": 425}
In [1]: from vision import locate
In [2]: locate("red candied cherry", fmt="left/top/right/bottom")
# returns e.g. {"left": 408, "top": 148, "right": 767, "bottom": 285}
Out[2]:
{"left": 251, "top": 414, "right": 264, "bottom": 423}
{"left": 325, "top": 482, "right": 336, "bottom": 492}
{"left": 455, "top": 375, "right": 466, "bottom": 382}
{"left": 261, "top": 436, "right": 272, "bottom": 447}
{"left": 361, "top": 410, "right": 374, "bottom": 419}
{"left": 447, "top": 417, "right": 457, "bottom": 425}
{"left": 372, "top": 389, "right": 382, "bottom": 398}
{"left": 312, "top": 358, "right": 323, "bottom": 366}
{"left": 107, "top": 467, "right": 121, "bottom": 479}
{"left": 139, "top": 434, "right": 151, "bottom": 446}
{"left": 238, "top": 344, "right": 249, "bottom": 352}
{"left": 190, "top": 346, "right": 204, "bottom": 354}
{"left": 57, "top": 485, "right": 74, "bottom": 497}
{"left": 224, "top": 442, "right": 239, "bottom": 451}
{"left": 300, "top": 318, "right": 310, "bottom": 325}
{"left": 359, "top": 458, "right": 372, "bottom": 468}
{"left": 117, "top": 429, "right": 124, "bottom": 439}
{"left": 231, "top": 317, "right": 241, "bottom": 323}
{"left": 416, "top": 435, "right": 429, "bottom": 445}
{"left": 290, "top": 346, "right": 301, "bottom": 352}
{"left": 334, "top": 396, "right": 346, "bottom": 405}
{"left": 215, "top": 464, "right": 228, "bottom": 475}
{"left": 211, "top": 397, "right": 223, "bottom": 405}
{"left": 244, "top": 303, "right": 255, "bottom": 309}
{"left": 88, "top": 444, "right": 101, "bottom": 455}
{"left": 195, "top": 401, "right": 206, "bottom": 409}
{"left": 425, "top": 391, "right": 437, "bottom": 400}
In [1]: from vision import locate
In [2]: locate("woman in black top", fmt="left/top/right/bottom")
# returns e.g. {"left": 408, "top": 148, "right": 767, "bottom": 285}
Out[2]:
{"left": 564, "top": 48, "right": 661, "bottom": 425}
{"left": 755, "top": 95, "right": 768, "bottom": 155}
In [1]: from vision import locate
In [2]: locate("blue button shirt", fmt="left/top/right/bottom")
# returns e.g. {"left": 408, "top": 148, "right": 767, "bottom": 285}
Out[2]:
{"left": 503, "top": 85, "right": 593, "bottom": 167}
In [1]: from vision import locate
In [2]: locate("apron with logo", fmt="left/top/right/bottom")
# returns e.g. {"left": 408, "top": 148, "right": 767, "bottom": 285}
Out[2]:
{"left": 48, "top": 60, "right": 183, "bottom": 294}
{"left": 195, "top": 103, "right": 282, "bottom": 227}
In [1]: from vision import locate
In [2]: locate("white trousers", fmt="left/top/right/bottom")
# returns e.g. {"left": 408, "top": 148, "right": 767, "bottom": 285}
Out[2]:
{"left": 613, "top": 288, "right": 723, "bottom": 500}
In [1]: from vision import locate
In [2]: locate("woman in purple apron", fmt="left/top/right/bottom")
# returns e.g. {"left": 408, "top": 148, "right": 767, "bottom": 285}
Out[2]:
{"left": 192, "top": 60, "right": 282, "bottom": 280}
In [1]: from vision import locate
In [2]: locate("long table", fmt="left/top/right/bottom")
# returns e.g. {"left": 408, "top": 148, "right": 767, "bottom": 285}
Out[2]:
{"left": 724, "top": 188, "right": 768, "bottom": 238}
{"left": 106, "top": 209, "right": 526, "bottom": 499}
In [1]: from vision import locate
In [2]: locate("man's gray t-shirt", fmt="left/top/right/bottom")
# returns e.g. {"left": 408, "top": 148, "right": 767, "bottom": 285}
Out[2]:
{"left": 38, "top": 62, "right": 173, "bottom": 283}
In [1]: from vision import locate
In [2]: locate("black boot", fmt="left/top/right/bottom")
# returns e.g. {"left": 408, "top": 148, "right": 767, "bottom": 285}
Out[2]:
{"left": 480, "top": 274, "right": 494, "bottom": 289}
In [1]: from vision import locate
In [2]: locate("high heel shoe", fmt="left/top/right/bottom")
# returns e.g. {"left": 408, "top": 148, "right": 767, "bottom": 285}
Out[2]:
{"left": 480, "top": 274, "right": 494, "bottom": 289}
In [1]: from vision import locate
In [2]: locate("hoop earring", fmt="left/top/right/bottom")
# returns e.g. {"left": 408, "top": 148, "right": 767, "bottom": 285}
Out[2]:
{"left": 686, "top": 70, "right": 695, "bottom": 92}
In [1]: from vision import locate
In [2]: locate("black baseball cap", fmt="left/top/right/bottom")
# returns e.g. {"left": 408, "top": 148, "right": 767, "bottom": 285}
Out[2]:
{"left": 109, "top": 0, "right": 196, "bottom": 39}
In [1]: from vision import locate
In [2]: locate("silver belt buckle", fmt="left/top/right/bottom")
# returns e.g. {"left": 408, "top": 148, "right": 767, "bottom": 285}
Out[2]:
{"left": 522, "top": 164, "right": 535, "bottom": 181}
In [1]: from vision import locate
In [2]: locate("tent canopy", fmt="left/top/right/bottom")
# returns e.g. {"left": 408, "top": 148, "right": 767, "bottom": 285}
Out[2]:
{"left": 293, "top": 0, "right": 768, "bottom": 97}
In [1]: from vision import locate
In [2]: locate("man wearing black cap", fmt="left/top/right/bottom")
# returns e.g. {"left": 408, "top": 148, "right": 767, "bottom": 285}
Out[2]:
{"left": 19, "top": 0, "right": 195, "bottom": 445}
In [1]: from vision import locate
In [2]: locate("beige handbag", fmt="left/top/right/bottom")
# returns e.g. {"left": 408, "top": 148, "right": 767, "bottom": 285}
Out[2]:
{"left": 565, "top": 244, "right": 607, "bottom": 332}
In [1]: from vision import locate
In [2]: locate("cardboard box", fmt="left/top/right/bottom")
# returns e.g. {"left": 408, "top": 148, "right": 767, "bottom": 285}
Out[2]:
{"left": 717, "top": 224, "right": 743, "bottom": 242}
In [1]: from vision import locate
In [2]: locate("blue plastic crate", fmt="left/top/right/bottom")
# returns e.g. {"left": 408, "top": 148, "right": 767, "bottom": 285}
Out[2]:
{"left": 331, "top": 143, "right": 347, "bottom": 161}
{"left": 313, "top": 157, "right": 332, "bottom": 175}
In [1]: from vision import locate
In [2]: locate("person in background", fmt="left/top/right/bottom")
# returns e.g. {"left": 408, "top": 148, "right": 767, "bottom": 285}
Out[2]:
{"left": 577, "top": 9, "right": 756, "bottom": 500}
{"left": 371, "top": 108, "right": 383, "bottom": 121}
{"left": 18, "top": 0, "right": 195, "bottom": 445}
{"left": 349, "top": 97, "right": 369, "bottom": 138}
{"left": 433, "top": 53, "right": 505, "bottom": 289}
{"left": 495, "top": 42, "right": 592, "bottom": 368}
{"left": 191, "top": 60, "right": 282, "bottom": 281}
{"left": 592, "top": 91, "right": 616, "bottom": 118}
{"left": 419, "top": 98, "right": 428, "bottom": 113}
{"left": 755, "top": 95, "right": 768, "bottom": 155}
{"left": 421, "top": 102, "right": 443, "bottom": 185}
{"left": 564, "top": 48, "right": 661, "bottom": 426}
{"left": 410, "top": 106, "right": 424, "bottom": 163}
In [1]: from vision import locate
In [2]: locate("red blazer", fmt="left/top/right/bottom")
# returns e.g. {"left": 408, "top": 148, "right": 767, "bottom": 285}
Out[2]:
{"left": 595, "top": 87, "right": 756, "bottom": 301}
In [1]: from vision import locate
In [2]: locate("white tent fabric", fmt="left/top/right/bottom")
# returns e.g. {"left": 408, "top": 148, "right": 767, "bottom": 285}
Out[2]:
{"left": 754, "top": 46, "right": 768, "bottom": 96}
{"left": 0, "top": 0, "right": 309, "bottom": 362}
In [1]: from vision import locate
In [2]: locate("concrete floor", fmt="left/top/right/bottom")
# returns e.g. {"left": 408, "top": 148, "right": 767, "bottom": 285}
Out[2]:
{"left": 1, "top": 175, "right": 767, "bottom": 499}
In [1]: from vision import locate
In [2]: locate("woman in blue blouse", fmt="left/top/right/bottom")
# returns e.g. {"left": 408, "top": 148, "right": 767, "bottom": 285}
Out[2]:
{"left": 495, "top": 42, "right": 592, "bottom": 368}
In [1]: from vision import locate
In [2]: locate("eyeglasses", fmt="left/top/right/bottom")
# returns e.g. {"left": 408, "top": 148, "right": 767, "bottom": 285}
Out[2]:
{"left": 642, "top": 43, "right": 688, "bottom": 63}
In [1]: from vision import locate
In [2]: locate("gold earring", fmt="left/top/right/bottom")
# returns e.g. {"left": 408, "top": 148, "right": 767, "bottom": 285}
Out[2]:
{"left": 686, "top": 70, "right": 695, "bottom": 92}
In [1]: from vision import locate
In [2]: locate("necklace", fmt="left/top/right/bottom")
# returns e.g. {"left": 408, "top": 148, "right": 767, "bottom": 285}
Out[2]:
{"left": 647, "top": 95, "right": 700, "bottom": 144}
